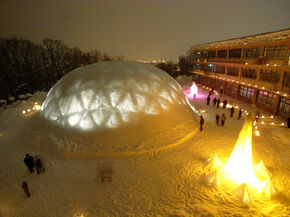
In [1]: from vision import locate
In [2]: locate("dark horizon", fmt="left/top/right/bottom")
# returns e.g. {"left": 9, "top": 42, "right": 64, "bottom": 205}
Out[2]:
{"left": 1, "top": 0, "right": 289, "bottom": 61}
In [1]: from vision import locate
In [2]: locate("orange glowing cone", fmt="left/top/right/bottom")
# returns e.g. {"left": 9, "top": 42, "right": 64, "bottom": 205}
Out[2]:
{"left": 254, "top": 160, "right": 272, "bottom": 180}
{"left": 232, "top": 183, "right": 252, "bottom": 204}
{"left": 206, "top": 171, "right": 219, "bottom": 188}
{"left": 205, "top": 117, "right": 275, "bottom": 202}
{"left": 206, "top": 155, "right": 223, "bottom": 171}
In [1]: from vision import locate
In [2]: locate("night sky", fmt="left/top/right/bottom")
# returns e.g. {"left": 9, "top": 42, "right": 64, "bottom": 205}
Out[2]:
{"left": 0, "top": 0, "right": 289, "bottom": 60}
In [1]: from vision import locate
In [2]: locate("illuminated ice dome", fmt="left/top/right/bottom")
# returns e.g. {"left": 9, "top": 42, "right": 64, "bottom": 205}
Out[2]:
{"left": 41, "top": 61, "right": 196, "bottom": 130}
{"left": 40, "top": 61, "right": 199, "bottom": 152}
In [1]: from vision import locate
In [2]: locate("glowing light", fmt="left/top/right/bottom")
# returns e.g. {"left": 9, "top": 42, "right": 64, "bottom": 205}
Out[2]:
{"left": 34, "top": 104, "right": 41, "bottom": 110}
{"left": 22, "top": 110, "right": 26, "bottom": 114}
{"left": 245, "top": 62, "right": 248, "bottom": 65}
{"left": 262, "top": 116, "right": 264, "bottom": 118}
{"left": 261, "top": 121, "right": 264, "bottom": 124}
{"left": 270, "top": 115, "right": 273, "bottom": 118}
{"left": 206, "top": 117, "right": 274, "bottom": 202}
{"left": 189, "top": 83, "right": 198, "bottom": 98}
{"left": 271, "top": 122, "right": 274, "bottom": 125}
{"left": 266, "top": 64, "right": 269, "bottom": 66}
{"left": 274, "top": 64, "right": 276, "bottom": 66}
{"left": 281, "top": 123, "right": 284, "bottom": 126}
{"left": 27, "top": 109, "right": 30, "bottom": 112}
{"left": 235, "top": 106, "right": 239, "bottom": 109}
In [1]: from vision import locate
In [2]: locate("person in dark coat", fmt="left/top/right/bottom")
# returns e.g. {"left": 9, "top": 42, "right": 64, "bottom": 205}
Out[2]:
{"left": 35, "top": 156, "right": 44, "bottom": 174}
{"left": 220, "top": 88, "right": 223, "bottom": 97}
{"left": 217, "top": 99, "right": 221, "bottom": 108}
{"left": 213, "top": 97, "right": 217, "bottom": 106}
{"left": 223, "top": 100, "right": 227, "bottom": 109}
{"left": 206, "top": 95, "right": 210, "bottom": 105}
{"left": 200, "top": 115, "right": 204, "bottom": 132}
{"left": 230, "top": 106, "right": 234, "bottom": 117}
{"left": 24, "top": 154, "right": 34, "bottom": 173}
{"left": 21, "top": 181, "right": 30, "bottom": 197}
{"left": 238, "top": 108, "right": 242, "bottom": 119}
{"left": 216, "top": 114, "right": 220, "bottom": 126}
{"left": 221, "top": 113, "right": 226, "bottom": 126}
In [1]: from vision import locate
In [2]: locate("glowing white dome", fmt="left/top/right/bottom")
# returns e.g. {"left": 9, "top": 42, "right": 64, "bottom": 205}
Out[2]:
{"left": 39, "top": 61, "right": 199, "bottom": 153}
{"left": 41, "top": 61, "right": 195, "bottom": 130}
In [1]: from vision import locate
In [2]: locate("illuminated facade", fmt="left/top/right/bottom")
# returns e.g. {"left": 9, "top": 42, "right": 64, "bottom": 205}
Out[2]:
{"left": 190, "top": 29, "right": 290, "bottom": 119}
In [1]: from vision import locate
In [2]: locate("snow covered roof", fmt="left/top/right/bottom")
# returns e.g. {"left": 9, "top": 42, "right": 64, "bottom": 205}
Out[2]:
{"left": 191, "top": 28, "right": 290, "bottom": 50}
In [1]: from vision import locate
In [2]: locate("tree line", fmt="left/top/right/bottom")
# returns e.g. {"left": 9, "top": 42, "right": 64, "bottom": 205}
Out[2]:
{"left": 0, "top": 37, "right": 123, "bottom": 101}
{"left": 155, "top": 51, "right": 195, "bottom": 78}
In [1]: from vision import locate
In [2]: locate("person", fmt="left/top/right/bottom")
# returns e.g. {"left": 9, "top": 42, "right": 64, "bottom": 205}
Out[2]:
{"left": 220, "top": 87, "right": 223, "bottom": 97}
{"left": 221, "top": 113, "right": 226, "bottom": 126}
{"left": 206, "top": 95, "right": 210, "bottom": 105}
{"left": 217, "top": 99, "right": 221, "bottom": 108}
{"left": 24, "top": 154, "right": 34, "bottom": 173}
{"left": 35, "top": 156, "right": 45, "bottom": 174}
{"left": 238, "top": 108, "right": 242, "bottom": 119}
{"left": 216, "top": 114, "right": 220, "bottom": 126}
{"left": 230, "top": 106, "right": 234, "bottom": 117}
{"left": 213, "top": 97, "right": 217, "bottom": 106}
{"left": 21, "top": 181, "right": 30, "bottom": 197}
{"left": 200, "top": 115, "right": 204, "bottom": 132}
{"left": 223, "top": 100, "right": 227, "bottom": 109}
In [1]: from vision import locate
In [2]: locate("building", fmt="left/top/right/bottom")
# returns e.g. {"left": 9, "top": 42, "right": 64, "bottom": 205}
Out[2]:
{"left": 190, "top": 28, "right": 290, "bottom": 119}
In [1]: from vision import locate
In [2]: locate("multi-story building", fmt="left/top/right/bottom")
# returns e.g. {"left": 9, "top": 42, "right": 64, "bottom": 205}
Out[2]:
{"left": 190, "top": 28, "right": 290, "bottom": 119}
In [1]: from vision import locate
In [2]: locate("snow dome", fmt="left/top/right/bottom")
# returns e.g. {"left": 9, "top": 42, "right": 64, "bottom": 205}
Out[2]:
{"left": 39, "top": 61, "right": 199, "bottom": 153}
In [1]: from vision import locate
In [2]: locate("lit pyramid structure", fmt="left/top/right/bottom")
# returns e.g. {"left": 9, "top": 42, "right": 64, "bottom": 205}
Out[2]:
{"left": 205, "top": 117, "right": 275, "bottom": 203}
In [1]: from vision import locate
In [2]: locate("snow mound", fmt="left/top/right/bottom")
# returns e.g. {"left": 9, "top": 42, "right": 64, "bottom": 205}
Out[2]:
{"left": 38, "top": 61, "right": 199, "bottom": 153}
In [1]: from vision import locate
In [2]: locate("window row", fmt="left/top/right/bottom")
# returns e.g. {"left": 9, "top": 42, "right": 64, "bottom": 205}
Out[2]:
{"left": 194, "top": 44, "right": 287, "bottom": 60}
{"left": 264, "top": 45, "right": 286, "bottom": 60}
{"left": 197, "top": 65, "right": 289, "bottom": 86}
{"left": 239, "top": 86, "right": 254, "bottom": 100}
{"left": 279, "top": 98, "right": 290, "bottom": 117}
{"left": 193, "top": 73, "right": 289, "bottom": 118}
{"left": 257, "top": 91, "right": 277, "bottom": 108}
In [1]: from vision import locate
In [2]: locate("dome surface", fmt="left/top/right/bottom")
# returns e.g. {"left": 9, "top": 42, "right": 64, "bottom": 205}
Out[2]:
{"left": 40, "top": 61, "right": 199, "bottom": 152}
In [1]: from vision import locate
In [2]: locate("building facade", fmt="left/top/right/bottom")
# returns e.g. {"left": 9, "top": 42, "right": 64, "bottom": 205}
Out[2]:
{"left": 190, "top": 29, "right": 290, "bottom": 119}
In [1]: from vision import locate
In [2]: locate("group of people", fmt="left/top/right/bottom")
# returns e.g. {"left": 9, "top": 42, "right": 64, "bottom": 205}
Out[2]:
{"left": 207, "top": 95, "right": 228, "bottom": 110}
{"left": 22, "top": 154, "right": 45, "bottom": 197}
{"left": 24, "top": 154, "right": 44, "bottom": 174}
{"left": 200, "top": 89, "right": 245, "bottom": 131}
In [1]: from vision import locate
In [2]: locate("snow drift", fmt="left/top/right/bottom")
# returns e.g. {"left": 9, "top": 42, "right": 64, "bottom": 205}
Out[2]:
{"left": 36, "top": 61, "right": 199, "bottom": 153}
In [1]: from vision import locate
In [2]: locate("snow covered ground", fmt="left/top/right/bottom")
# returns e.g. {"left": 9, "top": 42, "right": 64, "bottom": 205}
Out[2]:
{"left": 0, "top": 75, "right": 289, "bottom": 217}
